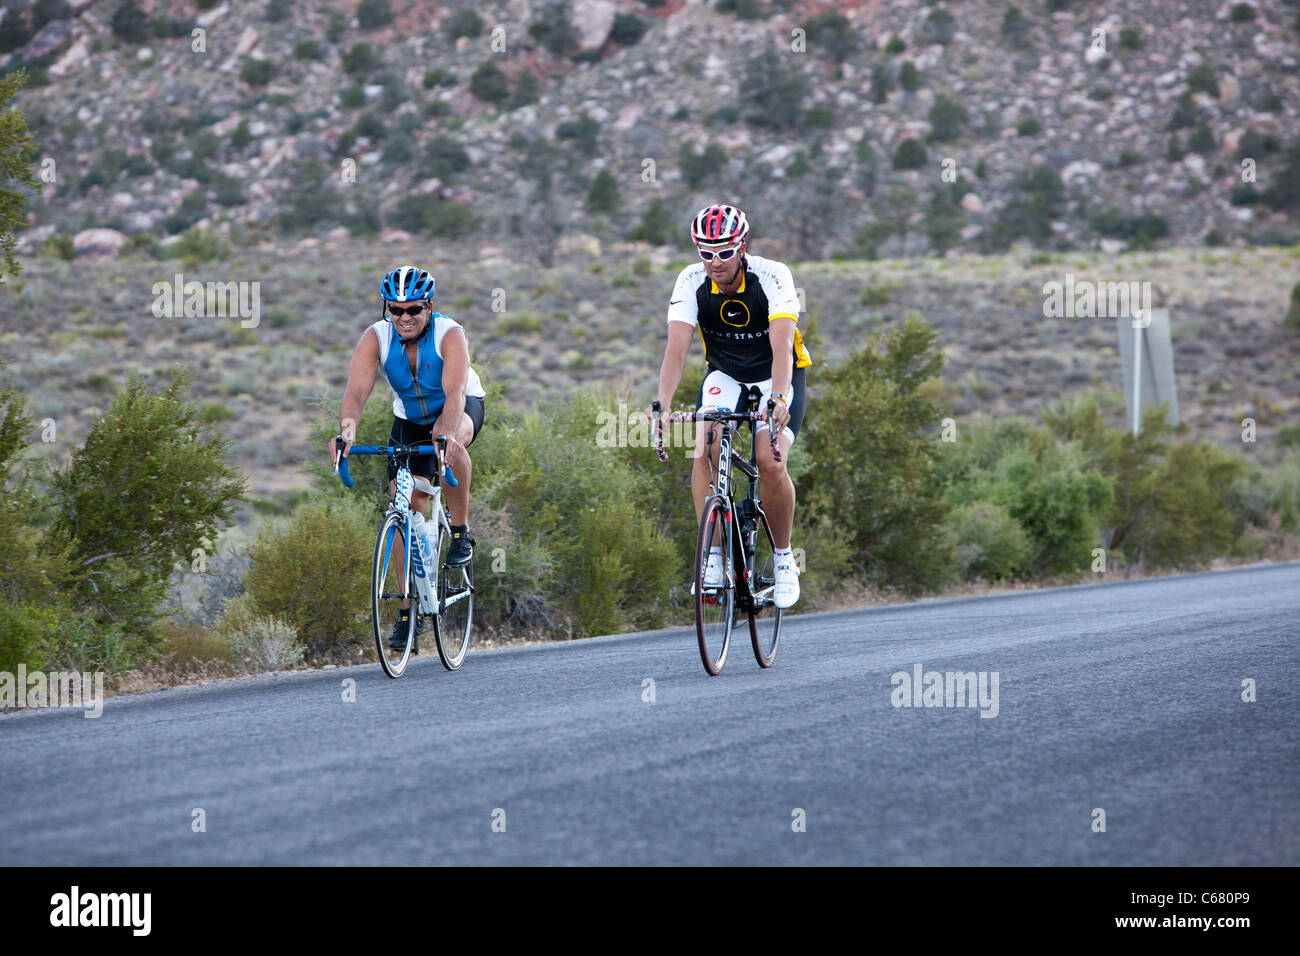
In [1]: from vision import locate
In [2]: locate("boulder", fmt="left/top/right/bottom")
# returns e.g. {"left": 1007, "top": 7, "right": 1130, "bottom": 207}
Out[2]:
{"left": 73, "top": 229, "right": 129, "bottom": 259}
{"left": 24, "top": 19, "right": 74, "bottom": 60}
{"left": 573, "top": 0, "right": 615, "bottom": 52}
{"left": 49, "top": 36, "right": 91, "bottom": 77}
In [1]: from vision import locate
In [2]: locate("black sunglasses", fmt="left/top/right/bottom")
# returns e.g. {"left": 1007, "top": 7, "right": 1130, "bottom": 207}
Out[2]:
{"left": 387, "top": 303, "right": 427, "bottom": 317}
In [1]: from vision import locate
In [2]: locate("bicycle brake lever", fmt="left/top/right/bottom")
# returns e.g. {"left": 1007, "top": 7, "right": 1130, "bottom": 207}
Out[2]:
{"left": 766, "top": 400, "right": 784, "bottom": 464}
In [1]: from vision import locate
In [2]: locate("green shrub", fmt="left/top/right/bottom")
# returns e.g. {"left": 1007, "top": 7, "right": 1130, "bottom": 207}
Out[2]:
{"left": 871, "top": 63, "right": 894, "bottom": 103}
{"left": 555, "top": 112, "right": 600, "bottom": 151}
{"left": 246, "top": 499, "right": 371, "bottom": 657}
{"left": 344, "top": 43, "right": 375, "bottom": 76}
{"left": 981, "top": 165, "right": 1063, "bottom": 251}
{"left": 796, "top": 314, "right": 954, "bottom": 595}
{"left": 802, "top": 11, "right": 860, "bottom": 61}
{"left": 172, "top": 227, "right": 230, "bottom": 265}
{"left": 585, "top": 169, "right": 619, "bottom": 214}
{"left": 1186, "top": 62, "right": 1218, "bottom": 97}
{"left": 1017, "top": 115, "right": 1041, "bottom": 136}
{"left": 423, "top": 138, "right": 471, "bottom": 181}
{"left": 892, "top": 138, "right": 927, "bottom": 170}
{"left": 266, "top": 0, "right": 292, "bottom": 23}
{"left": 627, "top": 198, "right": 678, "bottom": 246}
{"left": 1090, "top": 208, "right": 1169, "bottom": 249}
{"left": 41, "top": 234, "right": 77, "bottom": 260}
{"left": 213, "top": 174, "right": 246, "bottom": 207}
{"left": 949, "top": 501, "right": 1031, "bottom": 581}
{"left": 1119, "top": 26, "right": 1141, "bottom": 50}
{"left": 920, "top": 7, "right": 956, "bottom": 44}
{"left": 509, "top": 69, "right": 540, "bottom": 109}
{"left": 357, "top": 0, "right": 393, "bottom": 30}
{"left": 472, "top": 391, "right": 679, "bottom": 637}
{"left": 1002, "top": 6, "right": 1030, "bottom": 47}
{"left": 50, "top": 371, "right": 246, "bottom": 638}
{"left": 0, "top": 11, "right": 32, "bottom": 53}
{"left": 1188, "top": 122, "right": 1215, "bottom": 154}
{"left": 294, "top": 39, "right": 322, "bottom": 60}
{"left": 886, "top": 34, "right": 906, "bottom": 54}
{"left": 390, "top": 195, "right": 480, "bottom": 238}
{"left": 470, "top": 61, "right": 510, "bottom": 105}
{"left": 928, "top": 94, "right": 967, "bottom": 142}
{"left": 341, "top": 85, "right": 365, "bottom": 108}
{"left": 240, "top": 58, "right": 276, "bottom": 86}
{"left": 612, "top": 13, "right": 647, "bottom": 45}
{"left": 444, "top": 8, "right": 483, "bottom": 39}
{"left": 899, "top": 61, "right": 919, "bottom": 91}
{"left": 111, "top": 0, "right": 149, "bottom": 43}
{"left": 742, "top": 49, "right": 810, "bottom": 129}
{"left": 0, "top": 603, "right": 56, "bottom": 674}
{"left": 199, "top": 402, "right": 236, "bottom": 423}
{"left": 1284, "top": 282, "right": 1300, "bottom": 333}
{"left": 529, "top": 1, "right": 577, "bottom": 56}
{"left": 678, "top": 142, "right": 727, "bottom": 188}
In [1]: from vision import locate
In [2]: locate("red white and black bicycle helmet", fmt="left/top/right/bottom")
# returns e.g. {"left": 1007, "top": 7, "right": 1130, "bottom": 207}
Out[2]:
{"left": 690, "top": 204, "right": 750, "bottom": 246}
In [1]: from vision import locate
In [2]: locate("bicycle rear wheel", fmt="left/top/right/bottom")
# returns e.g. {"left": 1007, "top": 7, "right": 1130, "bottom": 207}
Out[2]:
{"left": 694, "top": 495, "right": 735, "bottom": 676}
{"left": 433, "top": 516, "right": 473, "bottom": 670}
{"left": 748, "top": 509, "right": 782, "bottom": 668}
{"left": 373, "top": 511, "right": 416, "bottom": 678}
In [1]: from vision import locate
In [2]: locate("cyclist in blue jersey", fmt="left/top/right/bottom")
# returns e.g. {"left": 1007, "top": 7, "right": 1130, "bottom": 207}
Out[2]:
{"left": 330, "top": 266, "right": 486, "bottom": 572}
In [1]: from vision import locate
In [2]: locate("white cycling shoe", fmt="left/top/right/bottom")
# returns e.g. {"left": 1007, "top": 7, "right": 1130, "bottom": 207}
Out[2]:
{"left": 692, "top": 550, "right": 727, "bottom": 595}
{"left": 773, "top": 559, "right": 800, "bottom": 609}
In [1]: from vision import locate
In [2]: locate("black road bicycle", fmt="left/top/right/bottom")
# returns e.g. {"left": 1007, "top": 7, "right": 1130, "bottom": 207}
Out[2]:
{"left": 654, "top": 388, "right": 783, "bottom": 676}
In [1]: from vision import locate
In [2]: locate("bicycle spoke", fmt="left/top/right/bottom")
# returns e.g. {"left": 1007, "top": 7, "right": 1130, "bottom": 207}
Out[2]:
{"left": 433, "top": 516, "right": 473, "bottom": 670}
{"left": 695, "top": 497, "right": 734, "bottom": 675}
{"left": 373, "top": 512, "right": 415, "bottom": 678}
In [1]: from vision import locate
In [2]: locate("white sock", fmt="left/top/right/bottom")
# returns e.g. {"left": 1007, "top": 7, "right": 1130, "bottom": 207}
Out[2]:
{"left": 775, "top": 547, "right": 792, "bottom": 563}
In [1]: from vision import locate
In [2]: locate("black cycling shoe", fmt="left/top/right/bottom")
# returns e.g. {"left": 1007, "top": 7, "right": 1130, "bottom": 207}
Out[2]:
{"left": 446, "top": 527, "right": 474, "bottom": 565}
{"left": 388, "top": 612, "right": 413, "bottom": 651}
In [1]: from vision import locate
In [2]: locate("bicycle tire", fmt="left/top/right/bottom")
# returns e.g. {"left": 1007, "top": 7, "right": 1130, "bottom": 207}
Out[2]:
{"left": 373, "top": 511, "right": 416, "bottom": 678}
{"left": 433, "top": 513, "right": 473, "bottom": 670}
{"left": 747, "top": 508, "right": 782, "bottom": 668}
{"left": 694, "top": 495, "right": 735, "bottom": 676}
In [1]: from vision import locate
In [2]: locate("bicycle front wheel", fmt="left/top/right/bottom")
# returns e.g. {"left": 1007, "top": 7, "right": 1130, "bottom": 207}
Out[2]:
{"left": 373, "top": 511, "right": 416, "bottom": 678}
{"left": 694, "top": 495, "right": 735, "bottom": 676}
{"left": 433, "top": 517, "right": 473, "bottom": 670}
{"left": 748, "top": 509, "right": 782, "bottom": 668}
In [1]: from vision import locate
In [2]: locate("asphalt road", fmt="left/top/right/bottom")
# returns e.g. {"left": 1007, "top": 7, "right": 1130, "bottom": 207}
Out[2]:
{"left": 2, "top": 562, "right": 1297, "bottom": 865}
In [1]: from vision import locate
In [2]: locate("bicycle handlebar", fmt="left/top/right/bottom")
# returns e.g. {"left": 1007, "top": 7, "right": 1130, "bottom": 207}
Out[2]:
{"left": 333, "top": 439, "right": 458, "bottom": 488}
{"left": 651, "top": 404, "right": 784, "bottom": 464}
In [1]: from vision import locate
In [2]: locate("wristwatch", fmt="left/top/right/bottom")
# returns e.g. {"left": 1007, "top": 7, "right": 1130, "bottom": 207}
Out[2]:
{"left": 769, "top": 392, "right": 788, "bottom": 406}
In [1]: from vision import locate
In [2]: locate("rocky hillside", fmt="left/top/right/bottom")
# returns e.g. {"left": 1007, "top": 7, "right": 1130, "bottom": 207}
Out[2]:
{"left": 5, "top": 0, "right": 1300, "bottom": 263}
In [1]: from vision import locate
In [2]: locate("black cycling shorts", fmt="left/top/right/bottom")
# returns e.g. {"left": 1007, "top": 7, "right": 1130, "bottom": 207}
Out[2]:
{"left": 387, "top": 396, "right": 485, "bottom": 482}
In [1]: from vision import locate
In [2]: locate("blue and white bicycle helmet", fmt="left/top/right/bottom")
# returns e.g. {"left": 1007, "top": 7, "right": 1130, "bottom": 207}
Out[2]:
{"left": 380, "top": 265, "right": 436, "bottom": 302}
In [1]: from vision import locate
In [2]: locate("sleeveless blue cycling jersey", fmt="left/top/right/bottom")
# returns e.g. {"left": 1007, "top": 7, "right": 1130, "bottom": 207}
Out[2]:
{"left": 370, "top": 314, "right": 485, "bottom": 425}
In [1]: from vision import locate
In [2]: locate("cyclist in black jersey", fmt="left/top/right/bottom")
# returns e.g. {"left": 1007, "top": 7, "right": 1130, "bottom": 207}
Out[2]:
{"left": 644, "top": 204, "right": 810, "bottom": 608}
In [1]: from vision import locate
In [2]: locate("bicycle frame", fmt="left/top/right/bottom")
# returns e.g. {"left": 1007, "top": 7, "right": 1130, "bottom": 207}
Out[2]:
{"left": 657, "top": 391, "right": 780, "bottom": 612}
{"left": 336, "top": 440, "right": 470, "bottom": 616}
